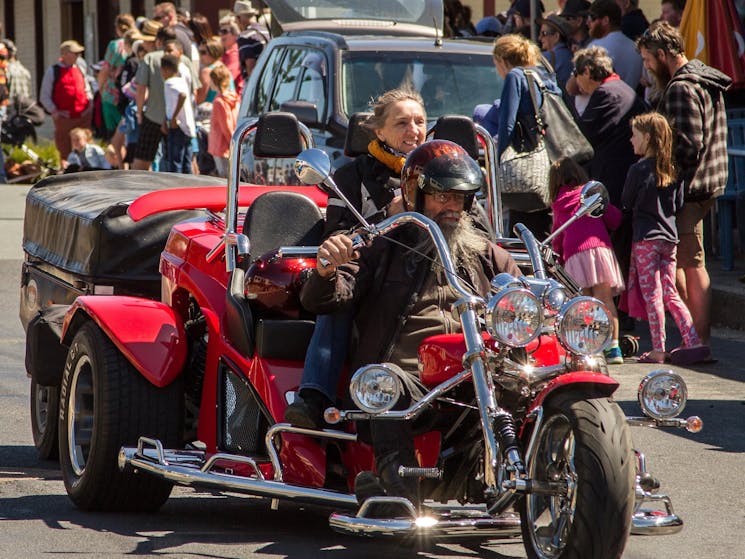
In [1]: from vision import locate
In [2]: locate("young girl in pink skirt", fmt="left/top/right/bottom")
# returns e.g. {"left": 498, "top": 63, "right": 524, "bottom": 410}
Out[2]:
{"left": 549, "top": 157, "right": 626, "bottom": 364}
{"left": 621, "top": 112, "right": 708, "bottom": 364}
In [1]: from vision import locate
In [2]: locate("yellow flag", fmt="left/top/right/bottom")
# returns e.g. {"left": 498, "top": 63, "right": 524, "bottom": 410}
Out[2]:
{"left": 680, "top": 0, "right": 708, "bottom": 63}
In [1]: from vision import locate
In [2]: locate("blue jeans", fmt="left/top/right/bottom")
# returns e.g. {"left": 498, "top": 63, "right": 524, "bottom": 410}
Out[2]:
{"left": 163, "top": 127, "right": 193, "bottom": 174}
{"left": 300, "top": 311, "right": 353, "bottom": 402}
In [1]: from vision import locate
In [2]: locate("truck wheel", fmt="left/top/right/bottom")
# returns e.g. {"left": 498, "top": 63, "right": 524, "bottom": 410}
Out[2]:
{"left": 30, "top": 380, "right": 59, "bottom": 460}
{"left": 59, "top": 322, "right": 183, "bottom": 512}
{"left": 519, "top": 392, "right": 635, "bottom": 559}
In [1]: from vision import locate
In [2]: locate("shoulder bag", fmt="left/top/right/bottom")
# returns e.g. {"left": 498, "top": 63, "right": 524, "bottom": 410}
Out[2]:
{"left": 497, "top": 71, "right": 551, "bottom": 213}
{"left": 525, "top": 69, "right": 594, "bottom": 164}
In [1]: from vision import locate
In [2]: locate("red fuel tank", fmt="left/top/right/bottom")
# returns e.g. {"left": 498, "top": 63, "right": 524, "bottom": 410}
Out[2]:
{"left": 245, "top": 249, "right": 316, "bottom": 319}
{"left": 418, "top": 333, "right": 567, "bottom": 386}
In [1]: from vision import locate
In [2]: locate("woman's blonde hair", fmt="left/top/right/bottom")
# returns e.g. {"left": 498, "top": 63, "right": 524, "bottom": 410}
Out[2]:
{"left": 548, "top": 156, "right": 589, "bottom": 203}
{"left": 209, "top": 62, "right": 232, "bottom": 92}
{"left": 364, "top": 88, "right": 425, "bottom": 131}
{"left": 630, "top": 112, "right": 676, "bottom": 188}
{"left": 492, "top": 34, "right": 540, "bottom": 68}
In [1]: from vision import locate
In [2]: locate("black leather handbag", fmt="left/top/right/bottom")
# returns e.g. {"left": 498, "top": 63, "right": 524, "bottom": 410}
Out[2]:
{"left": 525, "top": 69, "right": 594, "bottom": 164}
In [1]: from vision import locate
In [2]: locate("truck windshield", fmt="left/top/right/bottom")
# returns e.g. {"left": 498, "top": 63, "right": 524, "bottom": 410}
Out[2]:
{"left": 341, "top": 50, "right": 503, "bottom": 121}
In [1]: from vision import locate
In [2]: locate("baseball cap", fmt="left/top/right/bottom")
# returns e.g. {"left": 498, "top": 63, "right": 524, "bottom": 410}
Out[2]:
{"left": 60, "top": 40, "right": 85, "bottom": 54}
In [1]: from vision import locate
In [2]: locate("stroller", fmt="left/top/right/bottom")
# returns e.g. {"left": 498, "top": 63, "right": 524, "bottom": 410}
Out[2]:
{"left": 2, "top": 96, "right": 58, "bottom": 183}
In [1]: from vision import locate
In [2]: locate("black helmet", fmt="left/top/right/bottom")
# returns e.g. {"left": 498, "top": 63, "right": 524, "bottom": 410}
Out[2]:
{"left": 401, "top": 140, "right": 484, "bottom": 212}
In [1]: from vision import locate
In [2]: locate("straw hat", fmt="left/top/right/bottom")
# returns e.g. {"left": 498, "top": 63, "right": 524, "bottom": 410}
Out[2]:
{"left": 140, "top": 19, "right": 163, "bottom": 39}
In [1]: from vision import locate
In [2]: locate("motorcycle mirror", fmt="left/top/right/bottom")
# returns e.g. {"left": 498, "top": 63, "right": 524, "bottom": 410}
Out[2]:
{"left": 293, "top": 148, "right": 374, "bottom": 231}
{"left": 294, "top": 148, "right": 332, "bottom": 187}
{"left": 579, "top": 180, "right": 609, "bottom": 218}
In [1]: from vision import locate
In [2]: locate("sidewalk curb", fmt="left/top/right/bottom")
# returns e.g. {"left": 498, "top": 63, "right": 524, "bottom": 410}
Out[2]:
{"left": 712, "top": 282, "right": 745, "bottom": 330}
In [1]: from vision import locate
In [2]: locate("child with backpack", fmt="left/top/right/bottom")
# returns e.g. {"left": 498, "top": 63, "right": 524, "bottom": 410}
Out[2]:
{"left": 621, "top": 112, "right": 709, "bottom": 364}
{"left": 549, "top": 156, "right": 625, "bottom": 364}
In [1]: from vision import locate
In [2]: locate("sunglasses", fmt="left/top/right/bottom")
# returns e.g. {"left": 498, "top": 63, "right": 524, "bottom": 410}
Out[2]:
{"left": 587, "top": 14, "right": 600, "bottom": 21}
{"left": 198, "top": 49, "right": 208, "bottom": 54}
{"left": 219, "top": 28, "right": 231, "bottom": 35}
{"left": 539, "top": 30, "right": 557, "bottom": 37}
{"left": 428, "top": 192, "right": 467, "bottom": 204}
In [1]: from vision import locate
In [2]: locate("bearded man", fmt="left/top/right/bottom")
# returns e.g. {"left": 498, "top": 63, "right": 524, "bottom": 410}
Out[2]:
{"left": 296, "top": 140, "right": 520, "bottom": 500}
{"left": 637, "top": 21, "right": 731, "bottom": 352}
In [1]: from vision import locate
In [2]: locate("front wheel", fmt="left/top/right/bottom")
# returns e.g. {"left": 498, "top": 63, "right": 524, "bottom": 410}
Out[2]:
{"left": 59, "top": 322, "right": 184, "bottom": 512}
{"left": 519, "top": 393, "right": 635, "bottom": 559}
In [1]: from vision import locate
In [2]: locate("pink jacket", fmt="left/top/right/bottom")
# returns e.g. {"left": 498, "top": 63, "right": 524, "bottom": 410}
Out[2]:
{"left": 208, "top": 90, "right": 239, "bottom": 159}
{"left": 550, "top": 185, "right": 622, "bottom": 262}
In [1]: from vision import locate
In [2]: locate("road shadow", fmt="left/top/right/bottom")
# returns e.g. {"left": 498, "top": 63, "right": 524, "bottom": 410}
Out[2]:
{"left": 0, "top": 447, "right": 525, "bottom": 559}
{"left": 0, "top": 444, "right": 62, "bottom": 480}
{"left": 617, "top": 399, "right": 745, "bottom": 453}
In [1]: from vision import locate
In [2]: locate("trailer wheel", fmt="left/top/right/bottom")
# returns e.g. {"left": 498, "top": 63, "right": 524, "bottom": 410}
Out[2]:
{"left": 30, "top": 380, "right": 59, "bottom": 460}
{"left": 59, "top": 322, "right": 183, "bottom": 512}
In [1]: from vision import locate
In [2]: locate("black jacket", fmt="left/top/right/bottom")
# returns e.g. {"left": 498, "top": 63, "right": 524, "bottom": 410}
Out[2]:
{"left": 324, "top": 154, "right": 398, "bottom": 239}
{"left": 578, "top": 77, "right": 648, "bottom": 206}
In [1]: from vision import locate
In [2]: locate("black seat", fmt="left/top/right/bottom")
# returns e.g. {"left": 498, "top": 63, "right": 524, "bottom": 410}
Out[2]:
{"left": 243, "top": 190, "right": 324, "bottom": 262}
{"left": 432, "top": 115, "right": 480, "bottom": 160}
{"left": 227, "top": 191, "right": 323, "bottom": 357}
{"left": 253, "top": 112, "right": 305, "bottom": 158}
{"left": 344, "top": 112, "right": 374, "bottom": 158}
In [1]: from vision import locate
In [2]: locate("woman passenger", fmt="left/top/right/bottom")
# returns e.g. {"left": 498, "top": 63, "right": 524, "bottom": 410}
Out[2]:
{"left": 284, "top": 88, "right": 428, "bottom": 429}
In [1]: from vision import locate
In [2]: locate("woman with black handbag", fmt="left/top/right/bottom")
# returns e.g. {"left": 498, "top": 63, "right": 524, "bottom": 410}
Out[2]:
{"left": 493, "top": 34, "right": 562, "bottom": 239}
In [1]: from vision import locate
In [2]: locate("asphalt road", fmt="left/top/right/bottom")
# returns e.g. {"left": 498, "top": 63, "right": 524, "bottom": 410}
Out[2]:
{"left": 0, "top": 183, "right": 744, "bottom": 558}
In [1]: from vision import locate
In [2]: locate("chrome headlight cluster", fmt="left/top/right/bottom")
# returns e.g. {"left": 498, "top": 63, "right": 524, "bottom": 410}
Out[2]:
{"left": 349, "top": 363, "right": 403, "bottom": 414}
{"left": 556, "top": 296, "right": 612, "bottom": 355}
{"left": 486, "top": 286, "right": 543, "bottom": 347}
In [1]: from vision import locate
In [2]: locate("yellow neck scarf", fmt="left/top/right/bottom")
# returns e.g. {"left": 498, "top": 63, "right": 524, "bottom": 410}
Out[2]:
{"left": 367, "top": 139, "right": 406, "bottom": 174}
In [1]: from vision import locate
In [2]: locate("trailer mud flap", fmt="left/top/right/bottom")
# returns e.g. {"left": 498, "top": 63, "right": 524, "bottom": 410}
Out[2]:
{"left": 25, "top": 304, "right": 69, "bottom": 386}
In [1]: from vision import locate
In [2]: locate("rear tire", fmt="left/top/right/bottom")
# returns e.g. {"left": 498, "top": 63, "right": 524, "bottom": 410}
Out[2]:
{"left": 30, "top": 380, "right": 59, "bottom": 460}
{"left": 59, "top": 322, "right": 183, "bottom": 512}
{"left": 519, "top": 392, "right": 635, "bottom": 559}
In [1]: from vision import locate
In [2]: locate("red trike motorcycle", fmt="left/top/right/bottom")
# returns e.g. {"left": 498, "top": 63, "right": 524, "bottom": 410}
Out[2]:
{"left": 21, "top": 114, "right": 701, "bottom": 558}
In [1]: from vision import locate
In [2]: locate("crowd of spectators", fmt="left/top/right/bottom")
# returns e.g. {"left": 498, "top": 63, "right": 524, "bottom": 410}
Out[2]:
{"left": 26, "top": 1, "right": 270, "bottom": 176}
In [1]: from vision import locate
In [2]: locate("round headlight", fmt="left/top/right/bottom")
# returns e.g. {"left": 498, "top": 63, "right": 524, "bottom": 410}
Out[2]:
{"left": 556, "top": 296, "right": 612, "bottom": 355}
{"left": 486, "top": 287, "right": 543, "bottom": 347}
{"left": 349, "top": 363, "right": 403, "bottom": 414}
{"left": 637, "top": 369, "right": 687, "bottom": 419}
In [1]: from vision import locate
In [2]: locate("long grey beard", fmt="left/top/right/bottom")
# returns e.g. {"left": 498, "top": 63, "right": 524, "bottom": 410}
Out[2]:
{"left": 410, "top": 214, "right": 488, "bottom": 271}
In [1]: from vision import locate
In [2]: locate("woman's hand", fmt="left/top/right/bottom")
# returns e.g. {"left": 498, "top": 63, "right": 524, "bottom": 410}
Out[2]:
{"left": 316, "top": 234, "right": 358, "bottom": 277}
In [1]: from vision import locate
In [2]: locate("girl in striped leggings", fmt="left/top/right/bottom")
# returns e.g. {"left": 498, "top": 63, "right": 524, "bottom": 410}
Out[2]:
{"left": 621, "top": 112, "right": 709, "bottom": 365}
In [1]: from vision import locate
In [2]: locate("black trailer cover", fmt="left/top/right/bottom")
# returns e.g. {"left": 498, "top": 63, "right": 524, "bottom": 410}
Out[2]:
{"left": 23, "top": 170, "right": 226, "bottom": 284}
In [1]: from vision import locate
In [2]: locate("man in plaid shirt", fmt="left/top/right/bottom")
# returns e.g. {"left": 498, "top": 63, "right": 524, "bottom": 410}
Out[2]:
{"left": 637, "top": 21, "right": 731, "bottom": 352}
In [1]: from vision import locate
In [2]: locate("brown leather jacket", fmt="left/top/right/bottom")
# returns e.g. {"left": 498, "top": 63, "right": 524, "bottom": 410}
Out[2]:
{"left": 300, "top": 226, "right": 521, "bottom": 374}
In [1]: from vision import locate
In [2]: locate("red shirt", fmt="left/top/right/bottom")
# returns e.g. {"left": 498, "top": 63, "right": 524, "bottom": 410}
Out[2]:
{"left": 52, "top": 64, "right": 89, "bottom": 117}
